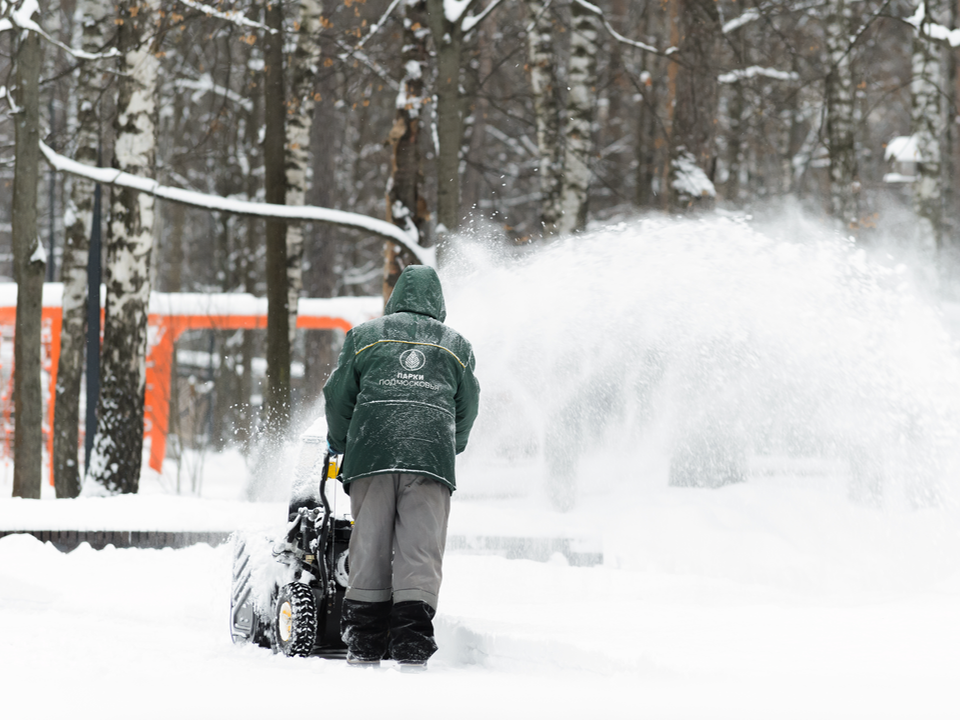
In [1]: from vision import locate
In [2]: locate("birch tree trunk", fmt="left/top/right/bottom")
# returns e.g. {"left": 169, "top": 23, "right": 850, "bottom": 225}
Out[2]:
{"left": 384, "top": 0, "right": 430, "bottom": 301}
{"left": 263, "top": 0, "right": 291, "bottom": 436}
{"left": 824, "top": 0, "right": 859, "bottom": 228}
{"left": 85, "top": 0, "right": 159, "bottom": 495}
{"left": 525, "top": 0, "right": 563, "bottom": 235}
{"left": 285, "top": 0, "right": 323, "bottom": 344}
{"left": 911, "top": 1, "right": 944, "bottom": 261}
{"left": 11, "top": 5, "right": 44, "bottom": 499}
{"left": 53, "top": 0, "right": 108, "bottom": 498}
{"left": 557, "top": 0, "right": 600, "bottom": 235}
{"left": 668, "top": 0, "right": 720, "bottom": 211}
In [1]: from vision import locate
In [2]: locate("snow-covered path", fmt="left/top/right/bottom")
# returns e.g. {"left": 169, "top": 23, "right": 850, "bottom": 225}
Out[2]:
{"left": 3, "top": 474, "right": 958, "bottom": 720}
{"left": 5, "top": 216, "right": 960, "bottom": 718}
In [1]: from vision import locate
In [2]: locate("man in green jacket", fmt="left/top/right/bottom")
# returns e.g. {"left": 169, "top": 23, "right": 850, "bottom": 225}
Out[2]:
{"left": 323, "top": 265, "right": 480, "bottom": 670}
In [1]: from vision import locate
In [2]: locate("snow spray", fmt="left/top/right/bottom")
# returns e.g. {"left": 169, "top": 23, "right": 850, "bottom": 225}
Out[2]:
{"left": 444, "top": 214, "right": 960, "bottom": 512}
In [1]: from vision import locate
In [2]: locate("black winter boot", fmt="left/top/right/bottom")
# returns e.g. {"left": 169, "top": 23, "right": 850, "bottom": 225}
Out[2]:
{"left": 341, "top": 599, "right": 392, "bottom": 662}
{"left": 388, "top": 600, "right": 438, "bottom": 664}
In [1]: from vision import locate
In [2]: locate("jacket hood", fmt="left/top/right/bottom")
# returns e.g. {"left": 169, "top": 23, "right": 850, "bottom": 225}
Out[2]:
{"left": 384, "top": 265, "right": 446, "bottom": 322}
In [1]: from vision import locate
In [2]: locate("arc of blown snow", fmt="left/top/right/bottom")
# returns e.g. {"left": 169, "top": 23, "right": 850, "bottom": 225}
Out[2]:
{"left": 39, "top": 141, "right": 434, "bottom": 267}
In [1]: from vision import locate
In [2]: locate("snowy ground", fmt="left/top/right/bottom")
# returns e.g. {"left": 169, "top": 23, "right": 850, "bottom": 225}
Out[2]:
{"left": 4, "top": 217, "right": 960, "bottom": 718}
{"left": 2, "top": 450, "right": 958, "bottom": 720}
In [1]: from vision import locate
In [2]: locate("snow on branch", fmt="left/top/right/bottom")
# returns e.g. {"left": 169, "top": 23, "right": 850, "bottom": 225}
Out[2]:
{"left": 174, "top": 0, "right": 276, "bottom": 34}
{"left": 334, "top": 36, "right": 400, "bottom": 91}
{"left": 722, "top": 8, "right": 761, "bottom": 34}
{"left": 463, "top": 0, "right": 507, "bottom": 35}
{"left": 351, "top": 0, "right": 403, "bottom": 52}
{"left": 175, "top": 75, "right": 254, "bottom": 113}
{"left": 905, "top": 4, "right": 960, "bottom": 47}
{"left": 721, "top": 2, "right": 825, "bottom": 35}
{"left": 0, "top": 0, "right": 119, "bottom": 60}
{"left": 444, "top": 0, "right": 479, "bottom": 24}
{"left": 571, "top": 0, "right": 672, "bottom": 56}
{"left": 718, "top": 66, "right": 799, "bottom": 84}
{"left": 40, "top": 141, "right": 434, "bottom": 267}
{"left": 672, "top": 151, "right": 716, "bottom": 200}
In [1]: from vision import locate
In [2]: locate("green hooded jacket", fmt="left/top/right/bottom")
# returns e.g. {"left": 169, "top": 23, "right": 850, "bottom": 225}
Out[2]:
{"left": 322, "top": 265, "right": 480, "bottom": 492}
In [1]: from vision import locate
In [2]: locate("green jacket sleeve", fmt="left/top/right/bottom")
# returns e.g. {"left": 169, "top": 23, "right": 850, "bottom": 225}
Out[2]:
{"left": 322, "top": 330, "right": 359, "bottom": 454}
{"left": 454, "top": 347, "right": 480, "bottom": 454}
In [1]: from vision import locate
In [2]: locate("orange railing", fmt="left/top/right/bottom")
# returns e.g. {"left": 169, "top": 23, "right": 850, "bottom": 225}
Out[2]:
{"left": 0, "top": 284, "right": 380, "bottom": 484}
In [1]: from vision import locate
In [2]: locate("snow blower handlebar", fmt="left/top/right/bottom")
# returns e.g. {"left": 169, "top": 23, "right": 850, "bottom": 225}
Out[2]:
{"left": 318, "top": 450, "right": 342, "bottom": 601}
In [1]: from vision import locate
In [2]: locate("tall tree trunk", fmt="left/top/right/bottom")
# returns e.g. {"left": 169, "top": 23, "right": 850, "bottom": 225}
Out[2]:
{"left": 237, "top": 22, "right": 263, "bottom": 455}
{"left": 426, "top": 0, "right": 477, "bottom": 253}
{"left": 944, "top": 0, "right": 958, "bottom": 229}
{"left": 557, "top": 0, "right": 600, "bottom": 235}
{"left": 724, "top": 81, "right": 746, "bottom": 204}
{"left": 602, "top": 0, "right": 631, "bottom": 208}
{"left": 85, "top": 0, "right": 159, "bottom": 495}
{"left": 384, "top": 0, "right": 429, "bottom": 302}
{"left": 911, "top": 1, "right": 944, "bottom": 263}
{"left": 12, "top": 5, "right": 44, "bottom": 500}
{"left": 636, "top": 5, "right": 667, "bottom": 208}
{"left": 461, "top": 24, "right": 492, "bottom": 221}
{"left": 668, "top": 0, "right": 720, "bottom": 211}
{"left": 263, "top": 0, "right": 291, "bottom": 436}
{"left": 824, "top": 0, "right": 859, "bottom": 228}
{"left": 525, "top": 0, "right": 563, "bottom": 235}
{"left": 54, "top": 0, "right": 108, "bottom": 499}
{"left": 285, "top": 0, "right": 323, "bottom": 344}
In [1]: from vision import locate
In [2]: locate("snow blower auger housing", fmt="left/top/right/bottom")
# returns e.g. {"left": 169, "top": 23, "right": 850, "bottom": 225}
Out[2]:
{"left": 230, "top": 446, "right": 352, "bottom": 658}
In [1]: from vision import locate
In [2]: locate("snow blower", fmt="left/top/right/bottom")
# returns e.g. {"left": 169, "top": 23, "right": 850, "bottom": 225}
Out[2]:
{"left": 230, "top": 444, "right": 352, "bottom": 657}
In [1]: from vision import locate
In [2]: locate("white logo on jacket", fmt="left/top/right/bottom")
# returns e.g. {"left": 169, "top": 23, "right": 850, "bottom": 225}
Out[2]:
{"left": 399, "top": 348, "right": 426, "bottom": 371}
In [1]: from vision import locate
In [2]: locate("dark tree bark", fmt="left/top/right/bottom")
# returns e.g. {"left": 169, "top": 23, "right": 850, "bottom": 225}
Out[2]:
{"left": 911, "top": 0, "right": 945, "bottom": 260}
{"left": 635, "top": 5, "right": 668, "bottom": 209}
{"left": 263, "top": 0, "right": 291, "bottom": 436}
{"left": 824, "top": 0, "right": 859, "bottom": 227}
{"left": 669, "top": 0, "right": 721, "bottom": 211}
{"left": 54, "top": 0, "right": 108, "bottom": 499}
{"left": 384, "top": 0, "right": 430, "bottom": 302}
{"left": 12, "top": 6, "right": 44, "bottom": 500}
{"left": 425, "top": 0, "right": 482, "bottom": 254}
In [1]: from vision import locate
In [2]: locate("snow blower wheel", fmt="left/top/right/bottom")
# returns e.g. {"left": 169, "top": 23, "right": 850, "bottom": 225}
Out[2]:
{"left": 274, "top": 583, "right": 318, "bottom": 657}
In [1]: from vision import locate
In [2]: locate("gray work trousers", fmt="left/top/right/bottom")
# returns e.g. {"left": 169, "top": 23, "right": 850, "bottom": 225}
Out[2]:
{"left": 345, "top": 473, "right": 451, "bottom": 609}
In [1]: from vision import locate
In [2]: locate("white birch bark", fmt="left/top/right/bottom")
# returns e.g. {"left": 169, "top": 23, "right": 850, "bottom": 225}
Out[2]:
{"left": 284, "top": 0, "right": 323, "bottom": 345}
{"left": 525, "top": 0, "right": 563, "bottom": 235}
{"left": 911, "top": 1, "right": 944, "bottom": 262}
{"left": 824, "top": 0, "right": 859, "bottom": 227}
{"left": 557, "top": 0, "right": 599, "bottom": 235}
{"left": 53, "top": 0, "right": 108, "bottom": 498}
{"left": 85, "top": 0, "right": 160, "bottom": 495}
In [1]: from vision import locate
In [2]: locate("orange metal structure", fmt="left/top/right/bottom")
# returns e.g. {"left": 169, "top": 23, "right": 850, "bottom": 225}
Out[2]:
{"left": 0, "top": 285, "right": 379, "bottom": 485}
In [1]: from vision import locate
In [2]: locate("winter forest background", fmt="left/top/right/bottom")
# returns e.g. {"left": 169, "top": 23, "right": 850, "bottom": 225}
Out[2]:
{"left": 4, "top": 0, "right": 960, "bottom": 499}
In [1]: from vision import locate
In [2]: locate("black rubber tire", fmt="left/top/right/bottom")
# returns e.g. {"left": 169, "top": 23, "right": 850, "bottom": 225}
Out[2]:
{"left": 274, "top": 583, "right": 318, "bottom": 657}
